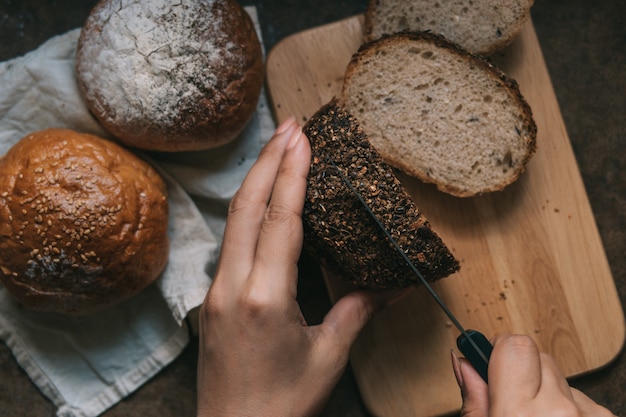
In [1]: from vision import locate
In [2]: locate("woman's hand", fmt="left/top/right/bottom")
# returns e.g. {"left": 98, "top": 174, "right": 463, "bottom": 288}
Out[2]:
{"left": 196, "top": 117, "right": 407, "bottom": 417}
{"left": 453, "top": 334, "right": 616, "bottom": 417}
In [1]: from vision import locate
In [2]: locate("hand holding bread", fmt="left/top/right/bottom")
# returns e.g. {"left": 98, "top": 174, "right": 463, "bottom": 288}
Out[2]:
{"left": 197, "top": 118, "right": 409, "bottom": 417}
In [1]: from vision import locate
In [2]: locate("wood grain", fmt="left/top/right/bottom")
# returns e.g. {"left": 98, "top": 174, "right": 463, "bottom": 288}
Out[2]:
{"left": 266, "top": 15, "right": 625, "bottom": 417}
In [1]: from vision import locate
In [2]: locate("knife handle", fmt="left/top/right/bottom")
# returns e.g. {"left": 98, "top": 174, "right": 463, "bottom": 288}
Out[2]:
{"left": 456, "top": 330, "right": 493, "bottom": 383}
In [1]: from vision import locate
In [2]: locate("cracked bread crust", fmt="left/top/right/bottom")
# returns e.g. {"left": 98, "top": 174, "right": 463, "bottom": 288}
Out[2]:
{"left": 76, "top": 0, "right": 264, "bottom": 152}
{"left": 302, "top": 100, "right": 460, "bottom": 289}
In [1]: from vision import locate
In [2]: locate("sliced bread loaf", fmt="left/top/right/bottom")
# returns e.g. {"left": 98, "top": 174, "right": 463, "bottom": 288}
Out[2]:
{"left": 302, "top": 99, "right": 460, "bottom": 289}
{"left": 364, "top": 0, "right": 535, "bottom": 55}
{"left": 341, "top": 31, "right": 537, "bottom": 197}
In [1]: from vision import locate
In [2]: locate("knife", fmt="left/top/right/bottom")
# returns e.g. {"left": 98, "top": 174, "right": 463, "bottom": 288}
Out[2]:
{"left": 328, "top": 158, "right": 493, "bottom": 382}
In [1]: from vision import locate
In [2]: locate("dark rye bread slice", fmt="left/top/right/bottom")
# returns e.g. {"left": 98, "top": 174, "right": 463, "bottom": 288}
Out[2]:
{"left": 302, "top": 100, "right": 460, "bottom": 289}
{"left": 341, "top": 31, "right": 537, "bottom": 197}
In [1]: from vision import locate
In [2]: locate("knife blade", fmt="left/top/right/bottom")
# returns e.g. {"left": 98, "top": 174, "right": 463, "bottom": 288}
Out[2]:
{"left": 327, "top": 158, "right": 493, "bottom": 382}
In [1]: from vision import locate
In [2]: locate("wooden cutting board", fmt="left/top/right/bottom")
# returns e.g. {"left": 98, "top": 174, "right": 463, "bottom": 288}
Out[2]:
{"left": 266, "top": 15, "right": 625, "bottom": 417}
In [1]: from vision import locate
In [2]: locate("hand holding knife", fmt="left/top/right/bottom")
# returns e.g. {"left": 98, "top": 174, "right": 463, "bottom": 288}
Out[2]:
{"left": 328, "top": 158, "right": 493, "bottom": 382}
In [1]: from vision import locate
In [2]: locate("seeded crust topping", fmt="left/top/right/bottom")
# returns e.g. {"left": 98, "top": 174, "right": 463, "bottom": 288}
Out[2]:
{"left": 0, "top": 129, "right": 169, "bottom": 314}
{"left": 302, "top": 100, "right": 459, "bottom": 289}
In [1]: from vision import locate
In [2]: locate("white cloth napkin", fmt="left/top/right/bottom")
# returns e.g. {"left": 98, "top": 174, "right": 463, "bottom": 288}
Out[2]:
{"left": 0, "top": 7, "right": 274, "bottom": 417}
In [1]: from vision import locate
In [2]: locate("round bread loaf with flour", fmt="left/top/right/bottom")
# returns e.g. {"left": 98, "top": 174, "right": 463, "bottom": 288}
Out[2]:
{"left": 0, "top": 129, "right": 169, "bottom": 315}
{"left": 76, "top": 0, "right": 264, "bottom": 152}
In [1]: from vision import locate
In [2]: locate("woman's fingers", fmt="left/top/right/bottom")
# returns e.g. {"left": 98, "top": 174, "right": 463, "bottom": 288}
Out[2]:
{"left": 488, "top": 334, "right": 543, "bottom": 411}
{"left": 318, "top": 288, "right": 413, "bottom": 356}
{"left": 249, "top": 128, "right": 311, "bottom": 301}
{"left": 216, "top": 117, "right": 299, "bottom": 288}
{"left": 454, "top": 354, "right": 489, "bottom": 417}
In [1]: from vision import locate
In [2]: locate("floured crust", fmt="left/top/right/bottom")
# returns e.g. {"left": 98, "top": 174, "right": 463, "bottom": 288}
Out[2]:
{"left": 76, "top": 0, "right": 264, "bottom": 152}
{"left": 303, "top": 100, "right": 460, "bottom": 289}
{"left": 0, "top": 129, "right": 169, "bottom": 314}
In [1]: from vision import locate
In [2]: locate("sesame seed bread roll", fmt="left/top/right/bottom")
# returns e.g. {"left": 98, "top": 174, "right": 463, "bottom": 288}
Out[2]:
{"left": 0, "top": 129, "right": 169, "bottom": 315}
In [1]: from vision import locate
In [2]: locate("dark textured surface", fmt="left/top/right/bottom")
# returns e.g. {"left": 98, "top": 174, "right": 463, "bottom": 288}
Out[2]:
{"left": 303, "top": 100, "right": 460, "bottom": 289}
{"left": 0, "top": 0, "right": 624, "bottom": 416}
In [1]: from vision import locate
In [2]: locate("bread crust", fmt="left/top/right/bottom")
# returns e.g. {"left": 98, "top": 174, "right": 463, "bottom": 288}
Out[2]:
{"left": 364, "top": 0, "right": 535, "bottom": 55}
{"left": 303, "top": 100, "right": 459, "bottom": 289}
{"left": 76, "top": 0, "right": 264, "bottom": 152}
{"left": 341, "top": 31, "right": 537, "bottom": 197}
{"left": 0, "top": 129, "right": 169, "bottom": 314}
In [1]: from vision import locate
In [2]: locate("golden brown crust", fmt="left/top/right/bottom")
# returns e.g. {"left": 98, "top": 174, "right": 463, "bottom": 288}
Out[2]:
{"left": 303, "top": 100, "right": 460, "bottom": 289}
{"left": 0, "top": 129, "right": 169, "bottom": 314}
{"left": 342, "top": 31, "right": 537, "bottom": 198}
{"left": 76, "top": 0, "right": 264, "bottom": 152}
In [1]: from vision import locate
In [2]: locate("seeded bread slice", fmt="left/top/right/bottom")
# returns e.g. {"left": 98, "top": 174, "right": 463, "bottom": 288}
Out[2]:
{"left": 302, "top": 100, "right": 460, "bottom": 289}
{"left": 364, "top": 0, "right": 535, "bottom": 56}
{"left": 341, "top": 31, "right": 537, "bottom": 198}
